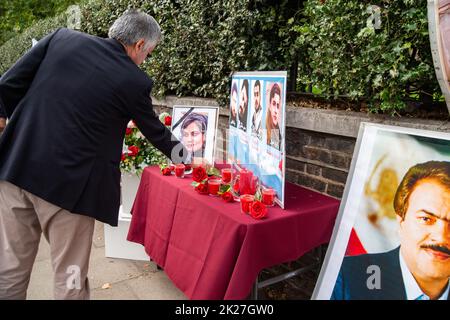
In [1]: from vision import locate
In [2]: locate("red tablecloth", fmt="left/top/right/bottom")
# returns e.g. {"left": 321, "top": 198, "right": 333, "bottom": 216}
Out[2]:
{"left": 127, "top": 166, "right": 339, "bottom": 300}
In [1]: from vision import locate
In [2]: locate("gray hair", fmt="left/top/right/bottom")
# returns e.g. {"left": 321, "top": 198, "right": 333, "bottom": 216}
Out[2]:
{"left": 108, "top": 9, "right": 162, "bottom": 49}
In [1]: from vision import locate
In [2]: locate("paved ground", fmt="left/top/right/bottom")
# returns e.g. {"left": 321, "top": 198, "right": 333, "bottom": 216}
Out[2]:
{"left": 27, "top": 221, "right": 187, "bottom": 300}
{"left": 27, "top": 221, "right": 321, "bottom": 300}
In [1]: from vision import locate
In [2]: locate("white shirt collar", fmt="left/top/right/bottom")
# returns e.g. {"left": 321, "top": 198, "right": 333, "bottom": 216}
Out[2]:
{"left": 399, "top": 249, "right": 449, "bottom": 300}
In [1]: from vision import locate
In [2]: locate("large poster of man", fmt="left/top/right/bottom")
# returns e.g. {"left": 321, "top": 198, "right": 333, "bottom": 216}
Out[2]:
{"left": 313, "top": 123, "right": 450, "bottom": 300}
{"left": 428, "top": 0, "right": 450, "bottom": 114}
{"left": 171, "top": 106, "right": 219, "bottom": 166}
{"left": 228, "top": 71, "right": 287, "bottom": 208}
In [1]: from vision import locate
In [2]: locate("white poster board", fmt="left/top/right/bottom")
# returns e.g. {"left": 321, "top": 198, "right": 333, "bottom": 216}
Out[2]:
{"left": 313, "top": 123, "right": 450, "bottom": 300}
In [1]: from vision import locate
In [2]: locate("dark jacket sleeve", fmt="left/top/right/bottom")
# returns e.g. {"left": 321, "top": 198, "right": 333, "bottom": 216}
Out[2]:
{"left": 0, "top": 102, "right": 5, "bottom": 118}
{"left": 0, "top": 28, "right": 60, "bottom": 118}
{"left": 128, "top": 83, "right": 188, "bottom": 163}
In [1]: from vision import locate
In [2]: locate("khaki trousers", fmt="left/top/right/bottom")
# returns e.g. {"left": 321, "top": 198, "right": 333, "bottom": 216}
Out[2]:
{"left": 0, "top": 181, "right": 95, "bottom": 300}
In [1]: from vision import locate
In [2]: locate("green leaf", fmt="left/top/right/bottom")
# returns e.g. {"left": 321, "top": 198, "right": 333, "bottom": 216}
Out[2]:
{"left": 207, "top": 167, "right": 221, "bottom": 177}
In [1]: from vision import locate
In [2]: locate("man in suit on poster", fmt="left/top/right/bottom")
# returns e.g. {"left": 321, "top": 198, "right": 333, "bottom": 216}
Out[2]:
{"left": 332, "top": 161, "right": 450, "bottom": 300}
{"left": 0, "top": 9, "right": 187, "bottom": 299}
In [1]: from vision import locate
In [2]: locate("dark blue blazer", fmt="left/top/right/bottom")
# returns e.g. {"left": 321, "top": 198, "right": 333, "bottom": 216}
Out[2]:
{"left": 0, "top": 101, "right": 5, "bottom": 118}
{"left": 0, "top": 28, "right": 186, "bottom": 226}
{"left": 331, "top": 247, "right": 449, "bottom": 300}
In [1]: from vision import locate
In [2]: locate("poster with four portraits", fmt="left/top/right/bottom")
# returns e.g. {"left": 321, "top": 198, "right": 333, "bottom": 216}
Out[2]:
{"left": 228, "top": 71, "right": 287, "bottom": 208}
{"left": 313, "top": 123, "right": 450, "bottom": 300}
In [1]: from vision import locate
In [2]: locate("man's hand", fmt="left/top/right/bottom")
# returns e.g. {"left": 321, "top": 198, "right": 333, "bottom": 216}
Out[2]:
{"left": 0, "top": 117, "right": 6, "bottom": 133}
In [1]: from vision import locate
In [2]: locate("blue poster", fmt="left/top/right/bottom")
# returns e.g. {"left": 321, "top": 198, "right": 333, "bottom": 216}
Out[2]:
{"left": 228, "top": 71, "right": 287, "bottom": 208}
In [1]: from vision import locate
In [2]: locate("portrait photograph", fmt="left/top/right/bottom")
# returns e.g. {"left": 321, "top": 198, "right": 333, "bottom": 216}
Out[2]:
{"left": 263, "top": 81, "right": 284, "bottom": 151}
{"left": 238, "top": 79, "right": 250, "bottom": 133}
{"left": 313, "top": 123, "right": 450, "bottom": 300}
{"left": 171, "top": 106, "right": 219, "bottom": 166}
{"left": 229, "top": 79, "right": 239, "bottom": 128}
{"left": 250, "top": 79, "right": 264, "bottom": 140}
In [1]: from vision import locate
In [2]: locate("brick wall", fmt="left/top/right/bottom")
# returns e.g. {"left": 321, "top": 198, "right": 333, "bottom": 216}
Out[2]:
{"left": 285, "top": 128, "right": 355, "bottom": 198}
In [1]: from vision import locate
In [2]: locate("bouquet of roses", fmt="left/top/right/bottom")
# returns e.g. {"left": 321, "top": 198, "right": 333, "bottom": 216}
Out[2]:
{"left": 121, "top": 112, "right": 172, "bottom": 175}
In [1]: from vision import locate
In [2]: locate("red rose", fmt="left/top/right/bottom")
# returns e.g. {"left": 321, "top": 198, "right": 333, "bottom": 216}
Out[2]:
{"left": 195, "top": 183, "right": 208, "bottom": 195}
{"left": 221, "top": 191, "right": 234, "bottom": 203}
{"left": 169, "top": 164, "right": 176, "bottom": 172}
{"left": 192, "top": 166, "right": 207, "bottom": 182}
{"left": 126, "top": 128, "right": 133, "bottom": 136}
{"left": 161, "top": 168, "right": 171, "bottom": 176}
{"left": 128, "top": 145, "right": 139, "bottom": 157}
{"left": 233, "top": 180, "right": 240, "bottom": 193}
{"left": 164, "top": 116, "right": 172, "bottom": 126}
{"left": 250, "top": 201, "right": 267, "bottom": 220}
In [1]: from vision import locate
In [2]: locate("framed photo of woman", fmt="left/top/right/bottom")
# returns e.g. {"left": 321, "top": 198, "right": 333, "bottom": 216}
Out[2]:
{"left": 171, "top": 106, "right": 219, "bottom": 166}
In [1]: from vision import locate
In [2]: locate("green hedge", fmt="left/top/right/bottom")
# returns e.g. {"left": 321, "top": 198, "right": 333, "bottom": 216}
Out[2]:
{"left": 0, "top": 0, "right": 443, "bottom": 113}
{"left": 0, "top": 0, "right": 79, "bottom": 46}
{"left": 0, "top": 14, "right": 67, "bottom": 74}
{"left": 0, "top": 0, "right": 294, "bottom": 107}
{"left": 291, "top": 0, "right": 441, "bottom": 113}
{"left": 78, "top": 0, "right": 294, "bottom": 106}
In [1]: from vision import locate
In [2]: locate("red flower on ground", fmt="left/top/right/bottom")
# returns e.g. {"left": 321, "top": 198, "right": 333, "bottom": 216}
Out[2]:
{"left": 164, "top": 116, "right": 172, "bottom": 126}
{"left": 125, "top": 128, "right": 133, "bottom": 136}
{"left": 221, "top": 191, "right": 234, "bottom": 203}
{"left": 250, "top": 201, "right": 267, "bottom": 220}
{"left": 195, "top": 183, "right": 209, "bottom": 195}
{"left": 161, "top": 167, "right": 171, "bottom": 176}
{"left": 192, "top": 166, "right": 207, "bottom": 182}
{"left": 128, "top": 145, "right": 139, "bottom": 157}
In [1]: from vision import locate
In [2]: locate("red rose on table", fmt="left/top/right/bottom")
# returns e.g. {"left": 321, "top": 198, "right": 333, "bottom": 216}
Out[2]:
{"left": 125, "top": 128, "right": 133, "bottom": 136}
{"left": 222, "top": 191, "right": 234, "bottom": 203}
{"left": 128, "top": 145, "right": 139, "bottom": 157}
{"left": 161, "top": 168, "right": 171, "bottom": 176}
{"left": 195, "top": 183, "right": 208, "bottom": 195}
{"left": 250, "top": 201, "right": 267, "bottom": 219}
{"left": 192, "top": 166, "right": 207, "bottom": 182}
{"left": 164, "top": 116, "right": 172, "bottom": 126}
{"left": 233, "top": 180, "right": 239, "bottom": 193}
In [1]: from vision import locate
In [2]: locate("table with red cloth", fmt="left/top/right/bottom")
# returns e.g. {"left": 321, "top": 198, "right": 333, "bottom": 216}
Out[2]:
{"left": 127, "top": 166, "right": 340, "bottom": 300}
